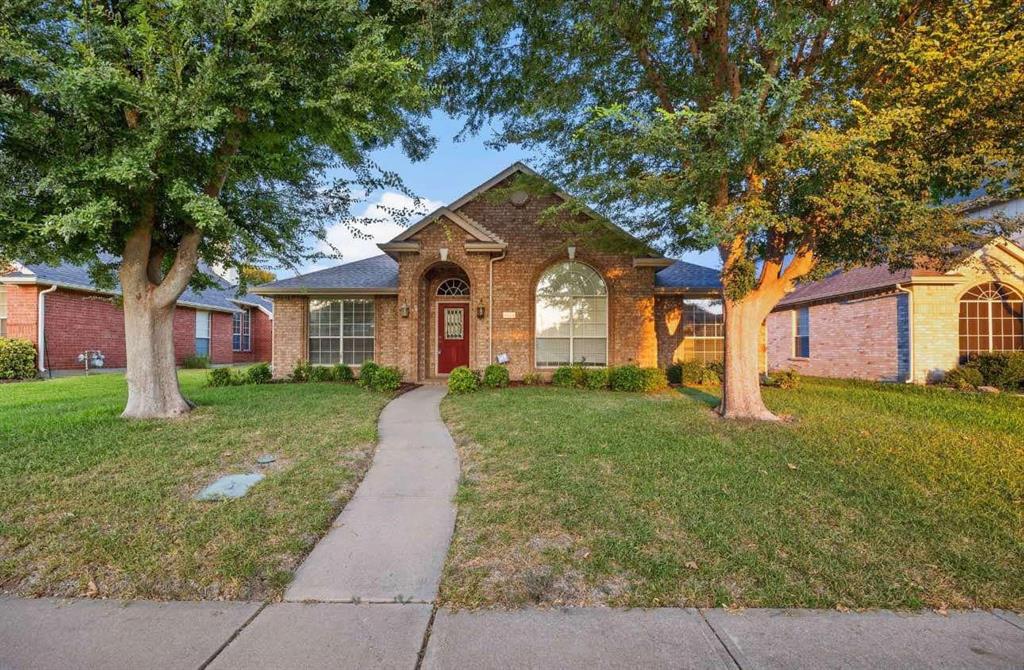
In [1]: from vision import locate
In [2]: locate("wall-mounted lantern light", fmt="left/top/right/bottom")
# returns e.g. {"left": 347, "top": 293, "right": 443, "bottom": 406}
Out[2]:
{"left": 439, "top": 247, "right": 449, "bottom": 262}
{"left": 476, "top": 301, "right": 486, "bottom": 319}
{"left": 399, "top": 303, "right": 410, "bottom": 318}
{"left": 567, "top": 245, "right": 576, "bottom": 260}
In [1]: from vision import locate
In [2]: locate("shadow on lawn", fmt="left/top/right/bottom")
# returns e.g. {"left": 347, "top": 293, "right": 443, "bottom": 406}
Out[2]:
{"left": 676, "top": 385, "right": 720, "bottom": 408}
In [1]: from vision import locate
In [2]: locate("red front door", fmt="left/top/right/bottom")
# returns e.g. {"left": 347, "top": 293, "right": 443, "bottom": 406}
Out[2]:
{"left": 437, "top": 302, "right": 469, "bottom": 374}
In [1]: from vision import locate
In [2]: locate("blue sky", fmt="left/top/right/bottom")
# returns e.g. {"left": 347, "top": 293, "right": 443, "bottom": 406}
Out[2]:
{"left": 294, "top": 113, "right": 720, "bottom": 275}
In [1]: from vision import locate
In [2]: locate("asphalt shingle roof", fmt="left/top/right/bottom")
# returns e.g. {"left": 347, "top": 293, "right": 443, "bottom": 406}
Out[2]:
{"left": 655, "top": 260, "right": 722, "bottom": 290}
{"left": 256, "top": 254, "right": 399, "bottom": 291}
{"left": 777, "top": 265, "right": 938, "bottom": 307}
{"left": 2, "top": 257, "right": 272, "bottom": 314}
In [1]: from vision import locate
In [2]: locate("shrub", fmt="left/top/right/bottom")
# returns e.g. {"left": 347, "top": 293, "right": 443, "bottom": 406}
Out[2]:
{"left": 370, "top": 366, "right": 402, "bottom": 392}
{"left": 584, "top": 367, "right": 609, "bottom": 390}
{"left": 968, "top": 352, "right": 1024, "bottom": 390}
{"left": 641, "top": 367, "right": 668, "bottom": 392}
{"left": 182, "top": 354, "right": 209, "bottom": 369}
{"left": 666, "top": 362, "right": 683, "bottom": 385}
{"left": 483, "top": 364, "right": 510, "bottom": 388}
{"left": 522, "top": 372, "right": 543, "bottom": 386}
{"left": 706, "top": 360, "right": 725, "bottom": 380}
{"left": 447, "top": 366, "right": 480, "bottom": 394}
{"left": 676, "top": 360, "right": 720, "bottom": 386}
{"left": 609, "top": 365, "right": 645, "bottom": 392}
{"left": 310, "top": 365, "right": 335, "bottom": 382}
{"left": 207, "top": 367, "right": 236, "bottom": 387}
{"left": 943, "top": 365, "right": 984, "bottom": 391}
{"left": 358, "top": 361, "right": 380, "bottom": 388}
{"left": 761, "top": 369, "right": 801, "bottom": 390}
{"left": 0, "top": 338, "right": 37, "bottom": 380}
{"left": 246, "top": 363, "right": 272, "bottom": 384}
{"left": 291, "top": 360, "right": 313, "bottom": 382}
{"left": 551, "top": 365, "right": 576, "bottom": 388}
{"left": 333, "top": 364, "right": 354, "bottom": 382}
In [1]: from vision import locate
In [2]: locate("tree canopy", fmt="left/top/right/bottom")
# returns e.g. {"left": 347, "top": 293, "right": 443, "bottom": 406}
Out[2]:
{"left": 0, "top": 0, "right": 438, "bottom": 283}
{"left": 437, "top": 0, "right": 1024, "bottom": 418}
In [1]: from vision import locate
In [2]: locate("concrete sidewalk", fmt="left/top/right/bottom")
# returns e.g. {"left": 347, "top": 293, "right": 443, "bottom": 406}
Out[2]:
{"left": 2, "top": 597, "right": 1022, "bottom": 669}
{"left": 283, "top": 385, "right": 458, "bottom": 603}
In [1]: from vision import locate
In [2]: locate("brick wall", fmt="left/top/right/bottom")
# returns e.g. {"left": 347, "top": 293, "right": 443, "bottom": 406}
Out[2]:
{"left": 4, "top": 284, "right": 40, "bottom": 346}
{"left": 766, "top": 292, "right": 906, "bottom": 381}
{"left": 232, "top": 308, "right": 273, "bottom": 364}
{"left": 270, "top": 296, "right": 307, "bottom": 378}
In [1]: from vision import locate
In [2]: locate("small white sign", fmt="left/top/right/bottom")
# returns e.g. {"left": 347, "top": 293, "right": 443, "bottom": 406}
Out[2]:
{"left": 502, "top": 311, "right": 516, "bottom": 319}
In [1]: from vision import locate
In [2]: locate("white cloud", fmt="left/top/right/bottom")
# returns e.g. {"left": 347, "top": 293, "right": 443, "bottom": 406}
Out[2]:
{"left": 317, "top": 192, "right": 444, "bottom": 265}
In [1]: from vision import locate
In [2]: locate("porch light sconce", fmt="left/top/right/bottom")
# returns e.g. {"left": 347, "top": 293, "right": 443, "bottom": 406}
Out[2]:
{"left": 476, "top": 301, "right": 486, "bottom": 319}
{"left": 567, "top": 245, "right": 576, "bottom": 260}
{"left": 439, "top": 247, "right": 449, "bottom": 262}
{"left": 399, "top": 303, "right": 410, "bottom": 318}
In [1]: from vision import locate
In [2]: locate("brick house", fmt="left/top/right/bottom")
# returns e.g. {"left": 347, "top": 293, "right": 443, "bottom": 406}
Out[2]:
{"left": 0, "top": 259, "right": 273, "bottom": 374}
{"left": 255, "top": 163, "right": 725, "bottom": 381}
{"left": 766, "top": 224, "right": 1024, "bottom": 383}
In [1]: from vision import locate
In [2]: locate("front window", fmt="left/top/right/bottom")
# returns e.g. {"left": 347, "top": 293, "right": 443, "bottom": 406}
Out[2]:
{"left": 959, "top": 282, "right": 1023, "bottom": 362}
{"left": 232, "top": 310, "right": 251, "bottom": 352}
{"left": 535, "top": 261, "right": 607, "bottom": 367}
{"left": 679, "top": 299, "right": 724, "bottom": 363}
{"left": 0, "top": 285, "right": 6, "bottom": 337}
{"left": 195, "top": 310, "right": 211, "bottom": 357}
{"left": 309, "top": 299, "right": 375, "bottom": 365}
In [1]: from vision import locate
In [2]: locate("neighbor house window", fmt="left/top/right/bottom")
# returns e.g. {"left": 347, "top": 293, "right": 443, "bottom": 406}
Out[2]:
{"left": 195, "top": 310, "right": 211, "bottom": 357}
{"left": 309, "top": 299, "right": 375, "bottom": 365}
{"left": 793, "top": 307, "right": 810, "bottom": 358}
{"left": 535, "top": 261, "right": 607, "bottom": 367}
{"left": 0, "top": 285, "right": 6, "bottom": 337}
{"left": 679, "top": 298, "right": 724, "bottom": 363}
{"left": 232, "top": 310, "right": 251, "bottom": 352}
{"left": 958, "top": 282, "right": 1023, "bottom": 362}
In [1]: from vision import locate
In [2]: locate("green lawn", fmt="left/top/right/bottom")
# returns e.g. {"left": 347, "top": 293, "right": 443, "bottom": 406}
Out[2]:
{"left": 440, "top": 379, "right": 1024, "bottom": 610}
{"left": 0, "top": 371, "right": 389, "bottom": 601}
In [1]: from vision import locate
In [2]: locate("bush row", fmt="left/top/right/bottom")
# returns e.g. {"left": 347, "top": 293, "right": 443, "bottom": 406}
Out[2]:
{"left": 449, "top": 363, "right": 668, "bottom": 395}
{"left": 666, "top": 360, "right": 723, "bottom": 385}
{"left": 0, "top": 338, "right": 37, "bottom": 380}
{"left": 448, "top": 364, "right": 510, "bottom": 394}
{"left": 943, "top": 352, "right": 1024, "bottom": 391}
{"left": 182, "top": 355, "right": 210, "bottom": 369}
{"left": 208, "top": 363, "right": 273, "bottom": 387}
{"left": 294, "top": 359, "right": 403, "bottom": 393}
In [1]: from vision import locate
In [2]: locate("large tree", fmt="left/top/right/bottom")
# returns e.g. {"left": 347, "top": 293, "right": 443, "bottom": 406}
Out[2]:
{"left": 438, "top": 0, "right": 1024, "bottom": 419}
{"left": 0, "top": 0, "right": 438, "bottom": 417}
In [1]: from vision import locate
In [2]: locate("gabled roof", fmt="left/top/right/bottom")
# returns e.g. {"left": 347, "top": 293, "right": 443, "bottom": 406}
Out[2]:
{"left": 655, "top": 260, "right": 722, "bottom": 291}
{"left": 255, "top": 254, "right": 399, "bottom": 294}
{"left": 383, "top": 161, "right": 668, "bottom": 262}
{"left": 1, "top": 257, "right": 273, "bottom": 314}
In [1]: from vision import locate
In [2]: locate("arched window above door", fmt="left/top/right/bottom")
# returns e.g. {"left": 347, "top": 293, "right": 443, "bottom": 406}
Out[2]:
{"left": 437, "top": 278, "right": 470, "bottom": 297}
{"left": 958, "top": 282, "right": 1024, "bottom": 361}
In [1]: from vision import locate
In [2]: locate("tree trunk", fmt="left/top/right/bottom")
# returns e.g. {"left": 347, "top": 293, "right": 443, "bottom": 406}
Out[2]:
{"left": 719, "top": 295, "right": 778, "bottom": 421}
{"left": 120, "top": 289, "right": 193, "bottom": 419}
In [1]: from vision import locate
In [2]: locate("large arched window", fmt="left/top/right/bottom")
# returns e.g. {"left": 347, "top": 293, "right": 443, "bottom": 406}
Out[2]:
{"left": 959, "top": 282, "right": 1024, "bottom": 361}
{"left": 535, "top": 261, "right": 607, "bottom": 367}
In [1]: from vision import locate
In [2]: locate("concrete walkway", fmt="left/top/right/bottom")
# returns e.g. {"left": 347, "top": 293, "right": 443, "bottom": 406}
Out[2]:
{"left": 2, "top": 387, "right": 1023, "bottom": 668}
{"left": 284, "top": 385, "right": 458, "bottom": 603}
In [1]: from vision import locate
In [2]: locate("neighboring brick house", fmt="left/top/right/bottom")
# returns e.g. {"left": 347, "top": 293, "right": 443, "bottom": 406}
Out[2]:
{"left": 255, "top": 162, "right": 725, "bottom": 381}
{"left": 0, "top": 259, "right": 273, "bottom": 374}
{"left": 766, "top": 230, "right": 1024, "bottom": 383}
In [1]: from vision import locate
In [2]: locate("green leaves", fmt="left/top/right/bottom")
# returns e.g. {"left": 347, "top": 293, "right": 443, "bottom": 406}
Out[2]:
{"left": 0, "top": 0, "right": 439, "bottom": 278}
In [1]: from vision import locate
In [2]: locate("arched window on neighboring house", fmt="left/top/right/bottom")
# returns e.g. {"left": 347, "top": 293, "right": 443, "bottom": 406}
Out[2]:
{"left": 535, "top": 261, "right": 607, "bottom": 367}
{"left": 958, "top": 282, "right": 1024, "bottom": 362}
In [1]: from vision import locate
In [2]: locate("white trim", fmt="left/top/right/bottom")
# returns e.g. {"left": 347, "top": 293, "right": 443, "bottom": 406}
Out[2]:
{"left": 388, "top": 207, "right": 501, "bottom": 244}
{"left": 254, "top": 286, "right": 397, "bottom": 296}
{"left": 37, "top": 284, "right": 57, "bottom": 372}
{"left": 534, "top": 261, "right": 609, "bottom": 368}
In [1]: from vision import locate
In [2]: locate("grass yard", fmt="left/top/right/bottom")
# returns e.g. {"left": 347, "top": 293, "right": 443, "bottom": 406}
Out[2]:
{"left": 440, "top": 379, "right": 1024, "bottom": 610}
{"left": 0, "top": 371, "right": 390, "bottom": 601}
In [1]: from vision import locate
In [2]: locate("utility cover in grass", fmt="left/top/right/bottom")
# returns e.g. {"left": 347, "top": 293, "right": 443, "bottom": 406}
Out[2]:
{"left": 194, "top": 473, "right": 264, "bottom": 501}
